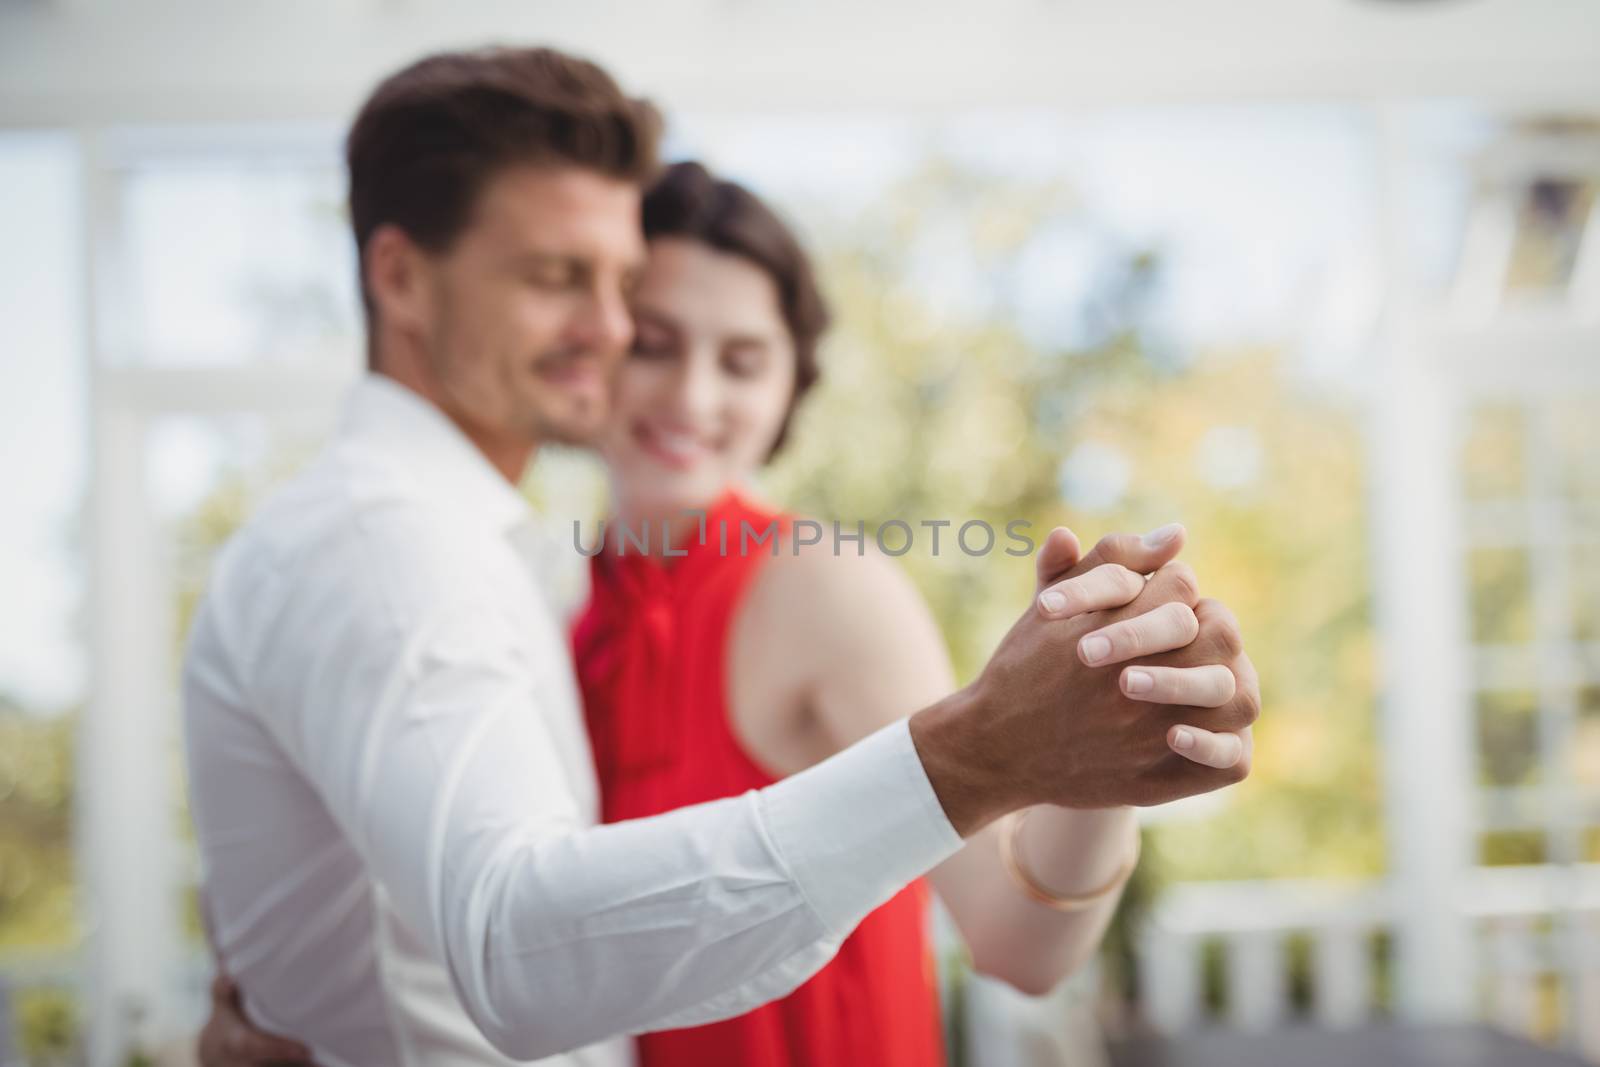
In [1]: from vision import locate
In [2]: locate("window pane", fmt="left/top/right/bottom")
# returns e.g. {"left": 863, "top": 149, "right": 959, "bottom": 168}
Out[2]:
{"left": 1574, "top": 543, "right": 1600, "bottom": 644}
{"left": 1505, "top": 178, "right": 1595, "bottom": 295}
{"left": 1584, "top": 827, "right": 1600, "bottom": 864}
{"left": 1577, "top": 686, "right": 1600, "bottom": 788}
{"left": 1461, "top": 404, "right": 1526, "bottom": 500}
{"left": 1480, "top": 829, "right": 1547, "bottom": 866}
{"left": 1476, "top": 690, "right": 1542, "bottom": 787}
{"left": 1550, "top": 395, "right": 1600, "bottom": 503}
{"left": 117, "top": 155, "right": 358, "bottom": 366}
{"left": 1468, "top": 548, "right": 1534, "bottom": 645}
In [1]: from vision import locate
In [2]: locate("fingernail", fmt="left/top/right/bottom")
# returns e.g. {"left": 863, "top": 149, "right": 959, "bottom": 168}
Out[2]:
{"left": 1142, "top": 523, "right": 1182, "bottom": 548}
{"left": 1039, "top": 590, "right": 1067, "bottom": 615}
{"left": 1125, "top": 669, "right": 1154, "bottom": 695}
{"left": 1080, "top": 634, "right": 1111, "bottom": 664}
{"left": 1173, "top": 727, "right": 1195, "bottom": 751}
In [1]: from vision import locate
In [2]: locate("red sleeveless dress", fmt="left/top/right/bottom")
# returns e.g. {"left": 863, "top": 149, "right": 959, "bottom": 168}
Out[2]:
{"left": 571, "top": 490, "right": 945, "bottom": 1067}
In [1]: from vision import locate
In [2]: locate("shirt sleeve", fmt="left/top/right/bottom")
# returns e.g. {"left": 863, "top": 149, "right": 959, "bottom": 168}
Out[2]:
{"left": 251, "top": 517, "right": 962, "bottom": 1060}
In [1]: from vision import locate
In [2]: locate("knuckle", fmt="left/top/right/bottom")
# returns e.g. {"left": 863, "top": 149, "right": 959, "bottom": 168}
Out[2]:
{"left": 1136, "top": 670, "right": 1174, "bottom": 703}
{"left": 1097, "top": 532, "right": 1137, "bottom": 564}
{"left": 1071, "top": 570, "right": 1103, "bottom": 604}
{"left": 1206, "top": 616, "right": 1244, "bottom": 661}
{"left": 1147, "top": 668, "right": 1179, "bottom": 702}
{"left": 1236, "top": 685, "right": 1262, "bottom": 725}
{"left": 1196, "top": 598, "right": 1244, "bottom": 655}
{"left": 1186, "top": 734, "right": 1218, "bottom": 766}
{"left": 1164, "top": 669, "right": 1199, "bottom": 706}
{"left": 1165, "top": 601, "right": 1200, "bottom": 642}
{"left": 1102, "top": 562, "right": 1135, "bottom": 587}
{"left": 1113, "top": 617, "right": 1145, "bottom": 657}
{"left": 1098, "top": 564, "right": 1142, "bottom": 603}
{"left": 1162, "top": 561, "right": 1200, "bottom": 604}
{"left": 1212, "top": 667, "right": 1239, "bottom": 706}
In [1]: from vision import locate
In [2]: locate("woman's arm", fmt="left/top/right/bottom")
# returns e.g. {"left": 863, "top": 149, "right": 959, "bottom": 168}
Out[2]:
{"left": 735, "top": 524, "right": 1242, "bottom": 995}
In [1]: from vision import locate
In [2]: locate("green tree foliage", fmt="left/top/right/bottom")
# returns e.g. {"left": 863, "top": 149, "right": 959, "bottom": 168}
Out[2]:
{"left": 761, "top": 159, "right": 1383, "bottom": 883}
{"left": 0, "top": 701, "right": 77, "bottom": 951}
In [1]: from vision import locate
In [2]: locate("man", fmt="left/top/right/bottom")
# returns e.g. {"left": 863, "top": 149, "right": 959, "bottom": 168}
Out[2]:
{"left": 183, "top": 46, "right": 1258, "bottom": 1067}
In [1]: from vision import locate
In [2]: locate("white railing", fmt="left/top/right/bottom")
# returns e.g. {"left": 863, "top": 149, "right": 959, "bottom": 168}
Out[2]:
{"left": 9, "top": 879, "right": 1600, "bottom": 1064}
{"left": 1137, "top": 865, "right": 1600, "bottom": 1061}
{"left": 0, "top": 950, "right": 213, "bottom": 1067}
{"left": 1138, "top": 878, "right": 1390, "bottom": 1033}
{"left": 0, "top": 951, "right": 80, "bottom": 1066}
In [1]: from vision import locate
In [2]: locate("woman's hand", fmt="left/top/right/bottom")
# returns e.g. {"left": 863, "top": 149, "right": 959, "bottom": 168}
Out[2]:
{"left": 1032, "top": 524, "right": 1257, "bottom": 774}
{"left": 197, "top": 975, "right": 317, "bottom": 1067}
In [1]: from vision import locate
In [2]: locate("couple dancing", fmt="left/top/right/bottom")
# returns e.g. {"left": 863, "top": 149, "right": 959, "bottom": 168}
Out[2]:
{"left": 184, "top": 45, "right": 1259, "bottom": 1067}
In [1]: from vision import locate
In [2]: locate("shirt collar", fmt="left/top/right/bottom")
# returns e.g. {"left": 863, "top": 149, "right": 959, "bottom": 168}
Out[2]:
{"left": 338, "top": 373, "right": 531, "bottom": 537}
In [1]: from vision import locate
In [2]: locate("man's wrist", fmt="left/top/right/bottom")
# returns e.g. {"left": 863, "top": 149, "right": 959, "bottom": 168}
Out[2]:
{"left": 759, "top": 718, "right": 963, "bottom": 933}
{"left": 907, "top": 687, "right": 1026, "bottom": 838}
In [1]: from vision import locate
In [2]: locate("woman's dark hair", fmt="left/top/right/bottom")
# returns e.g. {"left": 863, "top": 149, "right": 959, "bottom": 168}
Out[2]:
{"left": 641, "top": 161, "right": 830, "bottom": 459}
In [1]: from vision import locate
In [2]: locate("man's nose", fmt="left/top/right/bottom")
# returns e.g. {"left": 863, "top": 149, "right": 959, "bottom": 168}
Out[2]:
{"left": 572, "top": 285, "right": 634, "bottom": 358}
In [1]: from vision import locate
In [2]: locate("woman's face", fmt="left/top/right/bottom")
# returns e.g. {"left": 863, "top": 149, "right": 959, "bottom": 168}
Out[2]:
{"left": 602, "top": 236, "right": 798, "bottom": 516}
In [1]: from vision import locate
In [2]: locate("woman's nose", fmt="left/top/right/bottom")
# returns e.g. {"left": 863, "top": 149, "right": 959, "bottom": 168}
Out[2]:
{"left": 670, "top": 353, "right": 720, "bottom": 424}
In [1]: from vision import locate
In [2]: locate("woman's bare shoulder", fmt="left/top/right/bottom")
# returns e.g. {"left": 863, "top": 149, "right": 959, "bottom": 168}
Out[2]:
{"left": 737, "top": 517, "right": 955, "bottom": 745}
{"left": 745, "top": 520, "right": 936, "bottom": 652}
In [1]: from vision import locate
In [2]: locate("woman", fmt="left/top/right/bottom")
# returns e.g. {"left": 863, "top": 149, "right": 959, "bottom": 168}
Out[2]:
{"left": 201, "top": 161, "right": 1245, "bottom": 1067}
{"left": 568, "top": 161, "right": 1235, "bottom": 1067}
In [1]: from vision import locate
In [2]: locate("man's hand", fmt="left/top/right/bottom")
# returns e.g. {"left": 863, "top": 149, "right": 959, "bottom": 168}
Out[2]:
{"left": 1035, "top": 525, "right": 1256, "bottom": 772}
{"left": 198, "top": 975, "right": 316, "bottom": 1067}
{"left": 908, "top": 524, "right": 1260, "bottom": 835}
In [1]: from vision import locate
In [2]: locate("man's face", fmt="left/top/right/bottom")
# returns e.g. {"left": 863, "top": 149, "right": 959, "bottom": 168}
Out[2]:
{"left": 409, "top": 164, "right": 646, "bottom": 451}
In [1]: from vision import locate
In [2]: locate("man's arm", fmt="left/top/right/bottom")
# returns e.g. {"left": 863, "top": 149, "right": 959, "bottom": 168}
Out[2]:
{"left": 230, "top": 513, "right": 964, "bottom": 1060}
{"left": 239, "top": 515, "right": 1246, "bottom": 1058}
{"left": 258, "top": 609, "right": 954, "bottom": 1057}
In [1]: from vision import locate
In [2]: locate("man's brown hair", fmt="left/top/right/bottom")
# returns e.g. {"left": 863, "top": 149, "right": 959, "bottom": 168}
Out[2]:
{"left": 346, "top": 46, "right": 662, "bottom": 325}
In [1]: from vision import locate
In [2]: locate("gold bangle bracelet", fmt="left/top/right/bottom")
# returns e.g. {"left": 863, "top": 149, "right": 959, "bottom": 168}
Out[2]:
{"left": 998, "top": 808, "right": 1141, "bottom": 912}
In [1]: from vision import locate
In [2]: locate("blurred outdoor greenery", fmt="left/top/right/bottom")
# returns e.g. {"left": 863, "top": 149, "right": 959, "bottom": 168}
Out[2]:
{"left": 0, "top": 705, "right": 76, "bottom": 953}
{"left": 761, "top": 158, "right": 1384, "bottom": 885}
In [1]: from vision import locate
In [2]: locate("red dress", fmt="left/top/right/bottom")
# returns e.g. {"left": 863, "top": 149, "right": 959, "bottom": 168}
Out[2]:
{"left": 571, "top": 490, "right": 946, "bottom": 1067}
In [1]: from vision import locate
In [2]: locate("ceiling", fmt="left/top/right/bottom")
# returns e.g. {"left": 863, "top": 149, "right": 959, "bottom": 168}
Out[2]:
{"left": 1, "top": 0, "right": 1596, "bottom": 126}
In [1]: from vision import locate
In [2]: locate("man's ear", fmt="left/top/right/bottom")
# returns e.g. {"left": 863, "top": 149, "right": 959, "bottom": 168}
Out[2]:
{"left": 364, "top": 223, "right": 434, "bottom": 338}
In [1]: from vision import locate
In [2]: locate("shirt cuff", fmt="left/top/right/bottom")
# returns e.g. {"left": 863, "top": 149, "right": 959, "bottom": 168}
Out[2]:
{"left": 756, "top": 717, "right": 962, "bottom": 936}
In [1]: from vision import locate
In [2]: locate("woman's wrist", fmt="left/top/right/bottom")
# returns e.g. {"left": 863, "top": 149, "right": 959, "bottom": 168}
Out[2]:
{"left": 1010, "top": 803, "right": 1139, "bottom": 899}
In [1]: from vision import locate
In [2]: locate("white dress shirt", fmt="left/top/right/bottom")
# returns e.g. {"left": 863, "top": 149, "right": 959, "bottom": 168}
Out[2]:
{"left": 182, "top": 375, "right": 962, "bottom": 1067}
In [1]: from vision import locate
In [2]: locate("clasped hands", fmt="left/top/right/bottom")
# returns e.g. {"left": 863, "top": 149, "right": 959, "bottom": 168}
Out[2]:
{"left": 913, "top": 521, "right": 1258, "bottom": 834}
